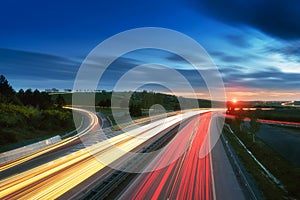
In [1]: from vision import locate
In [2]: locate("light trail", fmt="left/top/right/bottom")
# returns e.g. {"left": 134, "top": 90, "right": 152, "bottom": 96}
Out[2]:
{"left": 0, "top": 110, "right": 206, "bottom": 199}
{"left": 120, "top": 112, "right": 215, "bottom": 200}
{"left": 0, "top": 137, "right": 79, "bottom": 172}
{"left": 0, "top": 107, "right": 99, "bottom": 172}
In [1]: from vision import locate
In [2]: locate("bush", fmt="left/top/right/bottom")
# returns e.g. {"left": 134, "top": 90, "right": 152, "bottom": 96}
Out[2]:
{"left": 0, "top": 103, "right": 74, "bottom": 147}
{"left": 129, "top": 104, "right": 142, "bottom": 117}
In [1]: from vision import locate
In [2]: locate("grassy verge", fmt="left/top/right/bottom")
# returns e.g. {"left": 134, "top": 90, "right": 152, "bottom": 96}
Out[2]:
{"left": 96, "top": 107, "right": 149, "bottom": 128}
{"left": 254, "top": 108, "right": 300, "bottom": 123}
{"left": 96, "top": 107, "right": 126, "bottom": 126}
{"left": 0, "top": 104, "right": 75, "bottom": 153}
{"left": 223, "top": 126, "right": 300, "bottom": 199}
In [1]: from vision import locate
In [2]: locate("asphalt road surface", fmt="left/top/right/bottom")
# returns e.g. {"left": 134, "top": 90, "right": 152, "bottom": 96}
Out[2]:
{"left": 0, "top": 108, "right": 247, "bottom": 199}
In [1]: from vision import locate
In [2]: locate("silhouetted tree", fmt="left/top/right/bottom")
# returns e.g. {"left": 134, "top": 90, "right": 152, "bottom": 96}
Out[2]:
{"left": 23, "top": 89, "right": 33, "bottom": 105}
{"left": 18, "top": 89, "right": 53, "bottom": 109}
{"left": 0, "top": 75, "right": 14, "bottom": 96}
{"left": 32, "top": 89, "right": 41, "bottom": 107}
{"left": 0, "top": 75, "right": 20, "bottom": 104}
{"left": 142, "top": 91, "right": 155, "bottom": 109}
{"left": 249, "top": 113, "right": 260, "bottom": 143}
{"left": 98, "top": 99, "right": 111, "bottom": 108}
{"left": 129, "top": 103, "right": 142, "bottom": 117}
{"left": 173, "top": 103, "right": 180, "bottom": 111}
{"left": 39, "top": 92, "right": 53, "bottom": 109}
{"left": 234, "top": 109, "right": 245, "bottom": 132}
{"left": 18, "top": 89, "right": 25, "bottom": 102}
{"left": 105, "top": 99, "right": 111, "bottom": 107}
{"left": 98, "top": 100, "right": 105, "bottom": 107}
{"left": 55, "top": 94, "right": 66, "bottom": 108}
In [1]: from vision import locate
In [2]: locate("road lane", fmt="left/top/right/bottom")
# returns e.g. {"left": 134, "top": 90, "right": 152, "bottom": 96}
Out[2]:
{"left": 211, "top": 139, "right": 246, "bottom": 200}
{"left": 119, "top": 112, "right": 215, "bottom": 199}
{"left": 0, "top": 107, "right": 99, "bottom": 173}
{"left": 0, "top": 110, "right": 204, "bottom": 200}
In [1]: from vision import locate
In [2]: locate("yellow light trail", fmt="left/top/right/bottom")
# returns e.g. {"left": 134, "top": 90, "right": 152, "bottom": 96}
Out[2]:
{"left": 0, "top": 110, "right": 208, "bottom": 200}
{"left": 0, "top": 107, "right": 99, "bottom": 172}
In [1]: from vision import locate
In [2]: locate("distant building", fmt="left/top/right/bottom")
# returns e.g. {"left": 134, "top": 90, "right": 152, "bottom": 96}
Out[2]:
{"left": 64, "top": 89, "right": 72, "bottom": 92}
{"left": 45, "top": 88, "right": 59, "bottom": 93}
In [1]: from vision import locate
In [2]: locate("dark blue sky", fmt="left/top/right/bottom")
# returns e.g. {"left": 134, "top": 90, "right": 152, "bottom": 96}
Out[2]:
{"left": 0, "top": 0, "right": 299, "bottom": 100}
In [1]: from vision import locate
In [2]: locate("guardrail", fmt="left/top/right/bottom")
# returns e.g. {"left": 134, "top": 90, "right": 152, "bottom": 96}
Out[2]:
{"left": 224, "top": 124, "right": 284, "bottom": 186}
{"left": 0, "top": 135, "right": 61, "bottom": 164}
{"left": 220, "top": 130, "right": 258, "bottom": 200}
{"left": 60, "top": 130, "right": 78, "bottom": 139}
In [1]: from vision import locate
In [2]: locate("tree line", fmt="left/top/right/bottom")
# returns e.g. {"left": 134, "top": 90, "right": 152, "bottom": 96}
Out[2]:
{"left": 0, "top": 75, "right": 72, "bottom": 147}
{"left": 96, "top": 90, "right": 211, "bottom": 117}
{"left": 0, "top": 75, "right": 65, "bottom": 109}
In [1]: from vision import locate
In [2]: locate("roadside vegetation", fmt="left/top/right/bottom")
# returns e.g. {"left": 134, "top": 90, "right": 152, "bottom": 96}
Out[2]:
{"left": 254, "top": 109, "right": 300, "bottom": 122}
{"left": 0, "top": 75, "right": 74, "bottom": 152}
{"left": 52, "top": 90, "right": 212, "bottom": 128}
{"left": 51, "top": 90, "right": 212, "bottom": 113}
{"left": 225, "top": 114, "right": 300, "bottom": 199}
{"left": 227, "top": 100, "right": 300, "bottom": 122}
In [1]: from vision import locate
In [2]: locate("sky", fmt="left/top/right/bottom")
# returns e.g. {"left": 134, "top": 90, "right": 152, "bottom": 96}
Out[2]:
{"left": 0, "top": 0, "right": 299, "bottom": 101}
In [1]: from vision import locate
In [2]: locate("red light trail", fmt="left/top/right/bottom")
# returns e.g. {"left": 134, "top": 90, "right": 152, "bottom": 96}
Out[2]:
{"left": 120, "top": 112, "right": 215, "bottom": 200}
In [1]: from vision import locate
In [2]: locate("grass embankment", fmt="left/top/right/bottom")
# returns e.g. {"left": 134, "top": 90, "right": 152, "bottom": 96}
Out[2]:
{"left": 0, "top": 103, "right": 75, "bottom": 153}
{"left": 246, "top": 108, "right": 300, "bottom": 123}
{"left": 224, "top": 124, "right": 300, "bottom": 199}
{"left": 96, "top": 107, "right": 150, "bottom": 131}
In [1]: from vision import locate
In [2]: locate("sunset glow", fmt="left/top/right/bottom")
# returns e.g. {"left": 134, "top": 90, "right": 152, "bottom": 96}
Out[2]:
{"left": 0, "top": 1, "right": 299, "bottom": 101}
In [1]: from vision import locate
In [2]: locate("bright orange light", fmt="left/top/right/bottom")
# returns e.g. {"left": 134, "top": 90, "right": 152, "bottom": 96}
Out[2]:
{"left": 232, "top": 99, "right": 237, "bottom": 103}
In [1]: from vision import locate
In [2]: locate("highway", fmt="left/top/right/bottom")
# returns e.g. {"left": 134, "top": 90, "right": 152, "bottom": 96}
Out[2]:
{"left": 119, "top": 112, "right": 245, "bottom": 200}
{"left": 0, "top": 108, "right": 209, "bottom": 199}
{"left": 0, "top": 107, "right": 99, "bottom": 176}
{"left": 119, "top": 112, "right": 215, "bottom": 199}
{"left": 0, "top": 108, "right": 247, "bottom": 199}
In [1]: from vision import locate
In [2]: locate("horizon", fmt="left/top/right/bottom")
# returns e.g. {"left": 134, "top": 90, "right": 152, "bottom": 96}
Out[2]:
{"left": 0, "top": 0, "right": 299, "bottom": 101}
{"left": 3, "top": 79, "right": 298, "bottom": 103}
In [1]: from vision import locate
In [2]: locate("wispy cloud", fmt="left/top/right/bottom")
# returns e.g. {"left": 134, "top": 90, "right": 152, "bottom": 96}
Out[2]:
{"left": 224, "top": 34, "right": 252, "bottom": 48}
{"left": 0, "top": 48, "right": 79, "bottom": 80}
{"left": 0, "top": 48, "right": 81, "bottom": 89}
{"left": 221, "top": 66, "right": 300, "bottom": 91}
{"left": 210, "top": 51, "right": 245, "bottom": 63}
{"left": 264, "top": 41, "right": 300, "bottom": 63}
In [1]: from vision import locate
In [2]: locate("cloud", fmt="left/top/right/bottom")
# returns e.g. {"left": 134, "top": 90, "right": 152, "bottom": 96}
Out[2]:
{"left": 221, "top": 66, "right": 300, "bottom": 90}
{"left": 165, "top": 52, "right": 213, "bottom": 67}
{"left": 0, "top": 48, "right": 84, "bottom": 90}
{"left": 2, "top": 48, "right": 299, "bottom": 100}
{"left": 166, "top": 54, "right": 187, "bottom": 63}
{"left": 97, "top": 56, "right": 143, "bottom": 88}
{"left": 210, "top": 51, "right": 245, "bottom": 63}
{"left": 136, "top": 50, "right": 300, "bottom": 94}
{"left": 0, "top": 48, "right": 143, "bottom": 90}
{"left": 0, "top": 48, "right": 79, "bottom": 80}
{"left": 193, "top": 0, "right": 300, "bottom": 40}
{"left": 224, "top": 34, "right": 252, "bottom": 48}
{"left": 99, "top": 57, "right": 209, "bottom": 93}
{"left": 264, "top": 41, "right": 300, "bottom": 63}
